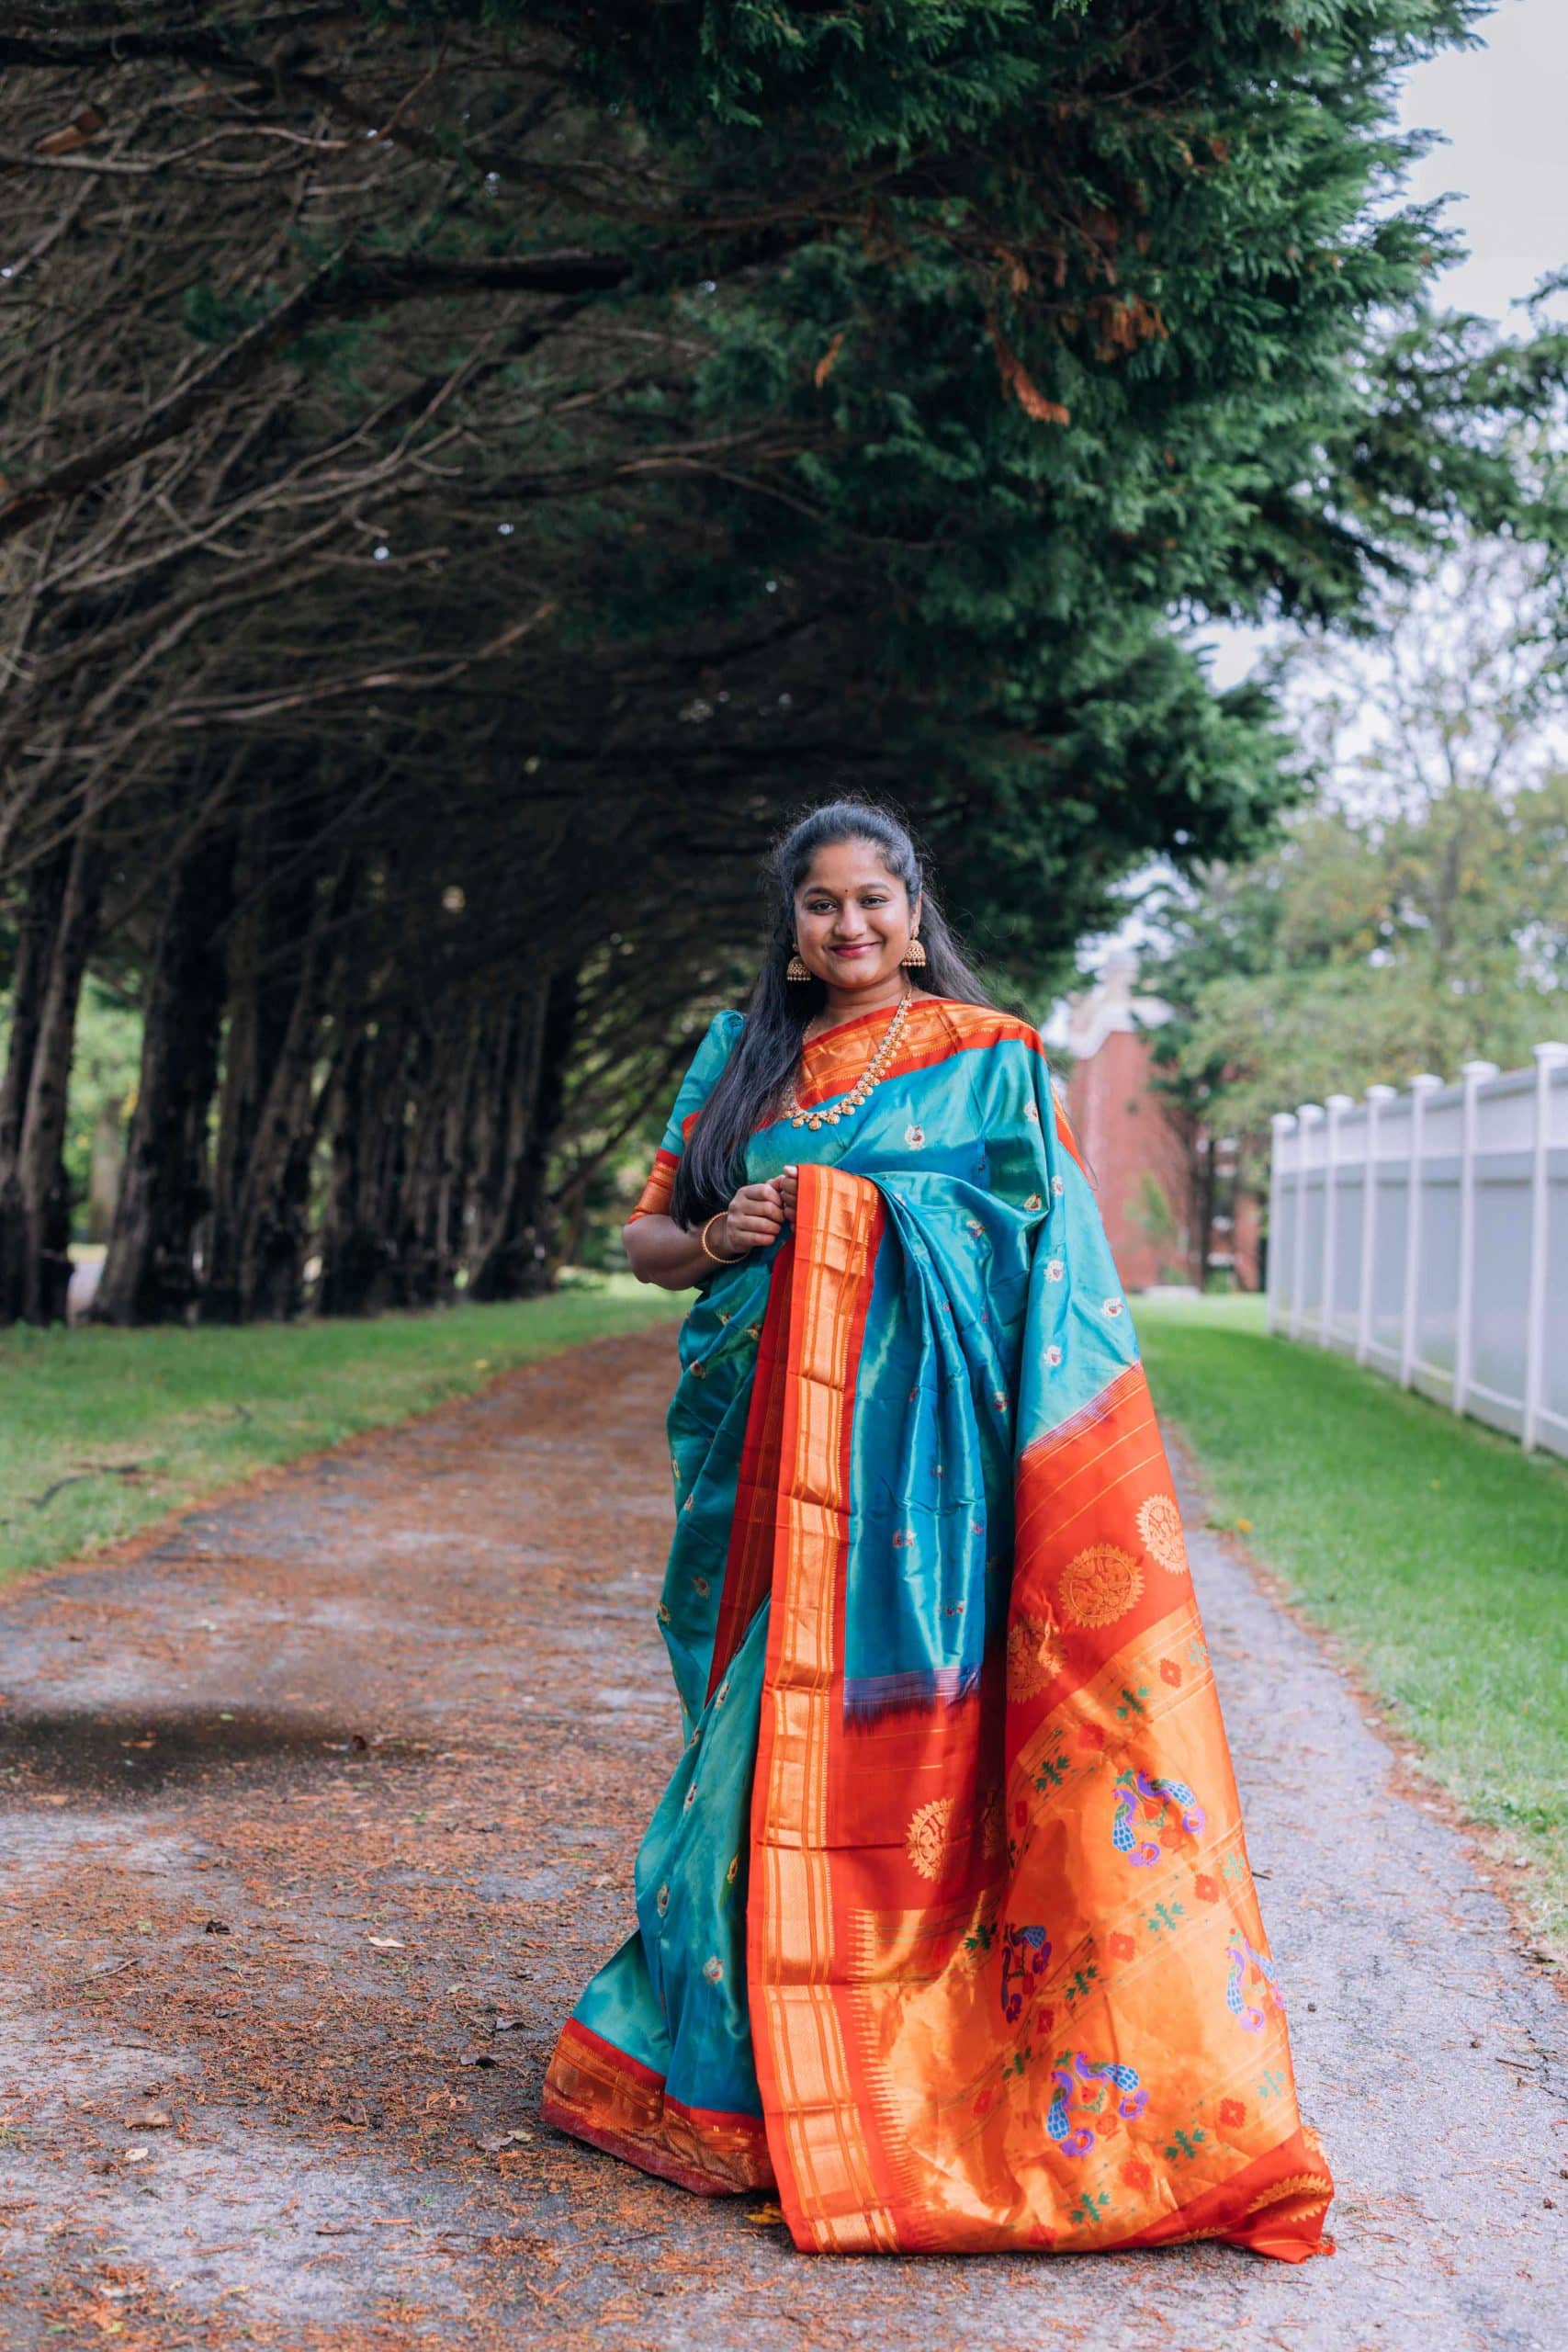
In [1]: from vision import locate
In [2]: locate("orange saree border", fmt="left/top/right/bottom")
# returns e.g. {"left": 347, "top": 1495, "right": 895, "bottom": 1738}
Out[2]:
{"left": 747, "top": 1161, "right": 899, "bottom": 2252}
{"left": 541, "top": 2018, "right": 774, "bottom": 2196}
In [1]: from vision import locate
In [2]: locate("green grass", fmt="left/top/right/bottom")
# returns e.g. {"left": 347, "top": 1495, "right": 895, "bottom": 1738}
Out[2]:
{"left": 1136, "top": 1293, "right": 1568, "bottom": 1948}
{"left": 0, "top": 1275, "right": 687, "bottom": 1585}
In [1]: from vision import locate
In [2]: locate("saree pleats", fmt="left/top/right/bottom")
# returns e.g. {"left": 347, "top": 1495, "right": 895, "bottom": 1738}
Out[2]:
{"left": 543, "top": 998, "right": 1333, "bottom": 2258}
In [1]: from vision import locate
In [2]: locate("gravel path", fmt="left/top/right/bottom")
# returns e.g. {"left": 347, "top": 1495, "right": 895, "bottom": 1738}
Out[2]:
{"left": 0, "top": 1324, "right": 1563, "bottom": 2351}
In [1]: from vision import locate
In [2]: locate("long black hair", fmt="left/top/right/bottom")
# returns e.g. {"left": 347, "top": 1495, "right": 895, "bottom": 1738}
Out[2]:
{"left": 669, "top": 797, "right": 1005, "bottom": 1228}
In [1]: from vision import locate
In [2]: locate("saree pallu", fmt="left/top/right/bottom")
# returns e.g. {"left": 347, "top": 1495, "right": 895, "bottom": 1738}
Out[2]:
{"left": 543, "top": 996, "right": 1334, "bottom": 2260}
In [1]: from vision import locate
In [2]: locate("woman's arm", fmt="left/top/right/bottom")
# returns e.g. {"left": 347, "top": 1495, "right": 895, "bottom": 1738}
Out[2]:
{"left": 622, "top": 1170, "right": 798, "bottom": 1291}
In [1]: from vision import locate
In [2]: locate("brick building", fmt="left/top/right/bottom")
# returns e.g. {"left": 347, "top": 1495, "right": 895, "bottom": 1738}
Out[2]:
{"left": 1059, "top": 953, "right": 1259, "bottom": 1293}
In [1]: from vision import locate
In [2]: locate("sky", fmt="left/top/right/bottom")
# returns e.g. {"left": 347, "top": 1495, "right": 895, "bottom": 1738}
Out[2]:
{"left": 1396, "top": 0, "right": 1567, "bottom": 333}
{"left": 1204, "top": 0, "right": 1567, "bottom": 695}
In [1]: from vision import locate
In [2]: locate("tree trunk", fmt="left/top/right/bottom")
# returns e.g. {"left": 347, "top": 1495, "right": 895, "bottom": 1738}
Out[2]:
{"left": 395, "top": 1012, "right": 480, "bottom": 1309}
{"left": 0, "top": 823, "right": 107, "bottom": 1324}
{"left": 1190, "top": 1127, "right": 1219, "bottom": 1293}
{"left": 204, "top": 831, "right": 352, "bottom": 1322}
{"left": 316, "top": 1013, "right": 411, "bottom": 1317}
{"left": 0, "top": 844, "right": 70, "bottom": 1323}
{"left": 468, "top": 964, "right": 579, "bottom": 1301}
{"left": 94, "top": 828, "right": 235, "bottom": 1324}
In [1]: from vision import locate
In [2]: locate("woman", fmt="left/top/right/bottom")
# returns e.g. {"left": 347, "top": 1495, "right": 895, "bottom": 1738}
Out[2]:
{"left": 543, "top": 801, "right": 1333, "bottom": 2261}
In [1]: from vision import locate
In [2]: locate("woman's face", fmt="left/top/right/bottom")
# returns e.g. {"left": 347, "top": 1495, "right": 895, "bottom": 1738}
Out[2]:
{"left": 793, "top": 839, "right": 920, "bottom": 993}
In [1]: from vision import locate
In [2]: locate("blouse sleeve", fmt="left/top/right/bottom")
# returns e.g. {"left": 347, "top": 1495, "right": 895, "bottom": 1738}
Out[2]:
{"left": 626, "top": 1010, "right": 745, "bottom": 1225}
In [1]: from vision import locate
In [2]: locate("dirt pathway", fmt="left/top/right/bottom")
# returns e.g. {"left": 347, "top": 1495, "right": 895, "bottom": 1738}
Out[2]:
{"left": 1, "top": 1327, "right": 1563, "bottom": 2352}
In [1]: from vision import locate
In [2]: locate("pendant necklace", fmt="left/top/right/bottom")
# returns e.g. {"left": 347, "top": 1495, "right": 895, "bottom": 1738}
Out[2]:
{"left": 783, "top": 987, "right": 914, "bottom": 1131}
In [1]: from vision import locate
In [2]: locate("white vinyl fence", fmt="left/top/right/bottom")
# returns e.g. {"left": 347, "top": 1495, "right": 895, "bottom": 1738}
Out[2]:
{"left": 1267, "top": 1045, "right": 1568, "bottom": 1457}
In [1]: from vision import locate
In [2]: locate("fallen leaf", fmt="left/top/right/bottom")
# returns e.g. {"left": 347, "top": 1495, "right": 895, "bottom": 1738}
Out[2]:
{"left": 36, "top": 105, "right": 106, "bottom": 159}
{"left": 202, "top": 1919, "right": 231, "bottom": 1936}
{"left": 478, "top": 2128, "right": 534, "bottom": 2153}
{"left": 125, "top": 2148, "right": 150, "bottom": 2165}
{"left": 124, "top": 2111, "right": 173, "bottom": 2131}
{"left": 367, "top": 1936, "right": 404, "bottom": 1950}
{"left": 745, "top": 2201, "right": 786, "bottom": 2225}
{"left": 458, "top": 2052, "right": 498, "bottom": 2069}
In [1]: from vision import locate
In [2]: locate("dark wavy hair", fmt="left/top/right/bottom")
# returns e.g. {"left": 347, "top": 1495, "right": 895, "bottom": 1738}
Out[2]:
{"left": 669, "top": 798, "right": 1004, "bottom": 1228}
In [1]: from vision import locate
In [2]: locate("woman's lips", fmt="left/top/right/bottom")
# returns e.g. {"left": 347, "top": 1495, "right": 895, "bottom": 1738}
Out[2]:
{"left": 830, "top": 943, "right": 873, "bottom": 956}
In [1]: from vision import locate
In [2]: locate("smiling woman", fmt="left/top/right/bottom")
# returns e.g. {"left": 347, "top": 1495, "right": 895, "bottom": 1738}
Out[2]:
{"left": 617, "top": 812, "right": 981, "bottom": 1294}
{"left": 542, "top": 800, "right": 1335, "bottom": 2261}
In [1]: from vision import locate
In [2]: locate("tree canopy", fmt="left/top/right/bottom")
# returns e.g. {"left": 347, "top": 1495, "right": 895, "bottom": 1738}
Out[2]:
{"left": 1141, "top": 537, "right": 1568, "bottom": 1168}
{"left": 2, "top": 0, "right": 1564, "bottom": 1320}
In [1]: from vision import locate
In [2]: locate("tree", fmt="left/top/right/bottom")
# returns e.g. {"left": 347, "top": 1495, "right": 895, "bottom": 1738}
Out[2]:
{"left": 1143, "top": 536, "right": 1568, "bottom": 1188}
{"left": 2, "top": 2, "right": 1564, "bottom": 1319}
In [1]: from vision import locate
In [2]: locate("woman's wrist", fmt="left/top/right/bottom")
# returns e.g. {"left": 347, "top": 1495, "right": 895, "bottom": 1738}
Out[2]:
{"left": 699, "top": 1208, "right": 746, "bottom": 1266}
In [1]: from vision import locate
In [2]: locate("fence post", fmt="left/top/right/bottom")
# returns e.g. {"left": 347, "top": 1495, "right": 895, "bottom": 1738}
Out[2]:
{"left": 1291, "top": 1103, "right": 1324, "bottom": 1340}
{"left": 1268, "top": 1112, "right": 1296, "bottom": 1336}
{"left": 1451, "top": 1059, "right": 1500, "bottom": 1420}
{"left": 1357, "top": 1083, "right": 1396, "bottom": 1364}
{"left": 1319, "top": 1094, "right": 1354, "bottom": 1346}
{"left": 1399, "top": 1074, "right": 1443, "bottom": 1390}
{"left": 1522, "top": 1042, "right": 1568, "bottom": 1452}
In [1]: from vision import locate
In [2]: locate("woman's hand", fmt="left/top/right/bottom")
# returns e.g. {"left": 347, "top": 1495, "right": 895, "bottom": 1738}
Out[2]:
{"left": 621, "top": 1166, "right": 799, "bottom": 1289}
{"left": 725, "top": 1175, "right": 794, "bottom": 1253}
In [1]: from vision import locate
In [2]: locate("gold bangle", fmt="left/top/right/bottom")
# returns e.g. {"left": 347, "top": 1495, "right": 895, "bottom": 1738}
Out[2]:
{"left": 700, "top": 1211, "right": 746, "bottom": 1265}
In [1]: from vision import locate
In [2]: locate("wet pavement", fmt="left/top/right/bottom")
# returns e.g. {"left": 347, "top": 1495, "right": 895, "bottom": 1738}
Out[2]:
{"left": 0, "top": 1324, "right": 1563, "bottom": 2350}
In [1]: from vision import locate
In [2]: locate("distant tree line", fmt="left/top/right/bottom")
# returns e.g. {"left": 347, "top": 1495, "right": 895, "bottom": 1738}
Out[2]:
{"left": 1143, "top": 534, "right": 1568, "bottom": 1189}
{"left": 1, "top": 0, "right": 1562, "bottom": 1325}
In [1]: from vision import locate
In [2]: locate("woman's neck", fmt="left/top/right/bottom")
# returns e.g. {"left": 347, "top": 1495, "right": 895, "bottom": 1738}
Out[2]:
{"left": 810, "top": 974, "right": 913, "bottom": 1035}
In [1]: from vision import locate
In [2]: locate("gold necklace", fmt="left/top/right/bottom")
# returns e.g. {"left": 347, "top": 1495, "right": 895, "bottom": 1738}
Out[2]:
{"left": 784, "top": 989, "right": 914, "bottom": 1130}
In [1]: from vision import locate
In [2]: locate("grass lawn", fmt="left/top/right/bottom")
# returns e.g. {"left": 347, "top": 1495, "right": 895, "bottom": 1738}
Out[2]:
{"left": 1136, "top": 1293, "right": 1568, "bottom": 1948}
{"left": 0, "top": 1275, "right": 687, "bottom": 1587}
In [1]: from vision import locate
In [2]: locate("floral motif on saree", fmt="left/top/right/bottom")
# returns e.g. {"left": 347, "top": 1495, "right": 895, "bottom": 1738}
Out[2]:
{"left": 542, "top": 995, "right": 1334, "bottom": 2260}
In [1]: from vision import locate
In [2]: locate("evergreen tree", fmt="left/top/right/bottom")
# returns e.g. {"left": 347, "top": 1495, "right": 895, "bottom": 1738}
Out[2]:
{"left": 3, "top": 3, "right": 1565, "bottom": 1316}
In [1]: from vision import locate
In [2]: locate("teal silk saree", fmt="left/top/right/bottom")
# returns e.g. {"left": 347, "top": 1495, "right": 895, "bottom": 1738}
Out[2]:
{"left": 543, "top": 993, "right": 1333, "bottom": 2260}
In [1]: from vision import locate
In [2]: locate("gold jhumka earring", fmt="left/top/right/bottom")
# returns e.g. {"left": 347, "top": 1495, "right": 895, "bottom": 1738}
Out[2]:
{"left": 900, "top": 935, "right": 927, "bottom": 967}
{"left": 786, "top": 951, "right": 810, "bottom": 981}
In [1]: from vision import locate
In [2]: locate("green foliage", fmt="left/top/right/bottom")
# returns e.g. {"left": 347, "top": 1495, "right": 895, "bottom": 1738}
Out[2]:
{"left": 350, "top": 0, "right": 1564, "bottom": 967}
{"left": 1143, "top": 537, "right": 1568, "bottom": 1156}
{"left": 1145, "top": 779, "right": 1568, "bottom": 1154}
{"left": 181, "top": 283, "right": 276, "bottom": 345}
{"left": 12, "top": 1, "right": 1567, "bottom": 1330}
{"left": 1140, "top": 1295, "right": 1568, "bottom": 1948}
